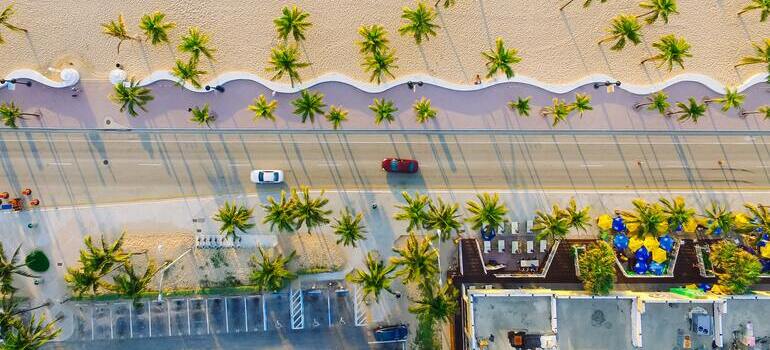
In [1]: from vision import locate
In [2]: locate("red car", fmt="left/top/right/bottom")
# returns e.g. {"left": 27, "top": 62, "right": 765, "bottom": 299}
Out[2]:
{"left": 382, "top": 158, "right": 419, "bottom": 173}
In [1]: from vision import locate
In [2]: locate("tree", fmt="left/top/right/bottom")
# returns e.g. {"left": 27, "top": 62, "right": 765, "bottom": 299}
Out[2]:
{"left": 110, "top": 78, "right": 154, "bottom": 117}
{"left": 2, "top": 313, "right": 62, "bottom": 350}
{"left": 703, "top": 87, "right": 745, "bottom": 113}
{"left": 325, "top": 105, "right": 348, "bottom": 130}
{"left": 563, "top": 198, "right": 591, "bottom": 231}
{"left": 619, "top": 199, "right": 668, "bottom": 237}
{"left": 577, "top": 241, "right": 616, "bottom": 295}
{"left": 249, "top": 248, "right": 297, "bottom": 293}
{"left": 171, "top": 59, "right": 206, "bottom": 89}
{"left": 413, "top": 97, "right": 437, "bottom": 123}
{"left": 572, "top": 93, "right": 593, "bottom": 117}
{"left": 213, "top": 201, "right": 255, "bottom": 240}
{"left": 425, "top": 197, "right": 462, "bottom": 242}
{"left": 560, "top": 0, "right": 609, "bottom": 11}
{"left": 0, "top": 243, "right": 34, "bottom": 294}
{"left": 740, "top": 105, "right": 770, "bottom": 119}
{"left": 482, "top": 37, "right": 521, "bottom": 79}
{"left": 738, "top": 0, "right": 770, "bottom": 22}
{"left": 597, "top": 14, "right": 642, "bottom": 51}
{"left": 741, "top": 203, "right": 770, "bottom": 236}
{"left": 398, "top": 2, "right": 439, "bottom": 45}
{"left": 358, "top": 25, "right": 389, "bottom": 54}
{"left": 363, "top": 49, "right": 398, "bottom": 84}
{"left": 465, "top": 192, "right": 508, "bottom": 232}
{"left": 0, "top": 4, "right": 26, "bottom": 45}
{"left": 658, "top": 196, "right": 695, "bottom": 233}
{"left": 274, "top": 5, "right": 311, "bottom": 42}
{"left": 248, "top": 94, "right": 278, "bottom": 123}
{"left": 541, "top": 98, "right": 575, "bottom": 127}
{"left": 101, "top": 14, "right": 138, "bottom": 54}
{"left": 390, "top": 232, "right": 439, "bottom": 285}
{"left": 292, "top": 90, "right": 326, "bottom": 123}
{"left": 394, "top": 191, "right": 431, "bottom": 232}
{"left": 641, "top": 34, "right": 692, "bottom": 71}
{"left": 346, "top": 252, "right": 397, "bottom": 303}
{"left": 178, "top": 27, "right": 215, "bottom": 62}
{"left": 79, "top": 233, "right": 132, "bottom": 276}
{"left": 64, "top": 266, "right": 103, "bottom": 297}
{"left": 332, "top": 208, "right": 367, "bottom": 247}
{"left": 261, "top": 190, "right": 296, "bottom": 233}
{"left": 508, "top": 96, "right": 531, "bottom": 117}
{"left": 533, "top": 207, "right": 570, "bottom": 242}
{"left": 666, "top": 97, "right": 706, "bottom": 123}
{"left": 735, "top": 39, "right": 770, "bottom": 69}
{"left": 637, "top": 0, "right": 679, "bottom": 25}
{"left": 189, "top": 104, "right": 215, "bottom": 127}
{"left": 435, "top": 0, "right": 457, "bottom": 8}
{"left": 408, "top": 281, "right": 459, "bottom": 324}
{"left": 710, "top": 240, "right": 761, "bottom": 294}
{"left": 633, "top": 91, "right": 670, "bottom": 116}
{"left": 291, "top": 186, "right": 332, "bottom": 234}
{"left": 139, "top": 11, "right": 176, "bottom": 45}
{"left": 1, "top": 102, "right": 40, "bottom": 129}
{"left": 109, "top": 258, "right": 160, "bottom": 304}
{"left": 266, "top": 43, "right": 309, "bottom": 87}
{"left": 369, "top": 98, "right": 398, "bottom": 125}
{"left": 702, "top": 202, "right": 735, "bottom": 236}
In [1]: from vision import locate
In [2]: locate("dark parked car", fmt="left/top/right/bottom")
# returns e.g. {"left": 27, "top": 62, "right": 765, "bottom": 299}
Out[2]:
{"left": 373, "top": 324, "right": 408, "bottom": 342}
{"left": 381, "top": 158, "right": 419, "bottom": 173}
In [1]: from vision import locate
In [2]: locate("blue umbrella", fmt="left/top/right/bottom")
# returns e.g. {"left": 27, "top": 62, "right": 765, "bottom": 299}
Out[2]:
{"left": 697, "top": 283, "right": 712, "bottom": 292}
{"left": 612, "top": 216, "right": 626, "bottom": 233}
{"left": 758, "top": 240, "right": 768, "bottom": 248}
{"left": 659, "top": 235, "right": 674, "bottom": 252}
{"left": 634, "top": 260, "right": 649, "bottom": 274}
{"left": 480, "top": 226, "right": 496, "bottom": 241}
{"left": 613, "top": 234, "right": 629, "bottom": 250}
{"left": 761, "top": 259, "right": 770, "bottom": 273}
{"left": 713, "top": 226, "right": 723, "bottom": 236}
{"left": 649, "top": 261, "right": 664, "bottom": 275}
{"left": 635, "top": 246, "right": 650, "bottom": 262}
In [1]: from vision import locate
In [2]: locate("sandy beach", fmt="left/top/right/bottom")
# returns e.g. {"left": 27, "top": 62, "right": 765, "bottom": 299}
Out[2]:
{"left": 1, "top": 1, "right": 769, "bottom": 87}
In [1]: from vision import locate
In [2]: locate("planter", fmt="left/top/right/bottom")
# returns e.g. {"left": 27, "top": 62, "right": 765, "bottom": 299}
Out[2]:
{"left": 611, "top": 235, "right": 682, "bottom": 278}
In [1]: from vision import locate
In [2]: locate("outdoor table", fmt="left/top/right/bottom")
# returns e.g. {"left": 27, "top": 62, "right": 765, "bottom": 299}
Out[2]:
{"left": 520, "top": 259, "right": 539, "bottom": 268}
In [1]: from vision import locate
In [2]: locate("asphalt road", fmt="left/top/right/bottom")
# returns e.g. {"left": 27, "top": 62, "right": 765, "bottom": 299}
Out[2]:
{"left": 2, "top": 130, "right": 770, "bottom": 206}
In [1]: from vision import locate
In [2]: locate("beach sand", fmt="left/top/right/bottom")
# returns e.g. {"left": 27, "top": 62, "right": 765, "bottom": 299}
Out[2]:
{"left": 1, "top": 0, "right": 769, "bottom": 87}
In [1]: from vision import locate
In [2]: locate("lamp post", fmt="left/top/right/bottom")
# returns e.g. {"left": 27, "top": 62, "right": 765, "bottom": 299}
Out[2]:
{"left": 156, "top": 247, "right": 192, "bottom": 302}
{"left": 0, "top": 79, "right": 32, "bottom": 87}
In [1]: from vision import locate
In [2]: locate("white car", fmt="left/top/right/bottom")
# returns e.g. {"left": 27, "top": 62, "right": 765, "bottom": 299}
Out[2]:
{"left": 250, "top": 170, "right": 284, "bottom": 184}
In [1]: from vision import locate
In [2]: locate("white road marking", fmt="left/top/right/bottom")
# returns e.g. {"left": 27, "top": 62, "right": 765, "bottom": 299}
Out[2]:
{"left": 262, "top": 296, "right": 267, "bottom": 331}
{"left": 137, "top": 163, "right": 162, "bottom": 166}
{"left": 47, "top": 162, "right": 72, "bottom": 166}
{"left": 580, "top": 163, "right": 604, "bottom": 168}
{"left": 129, "top": 303, "right": 133, "bottom": 338}
{"left": 186, "top": 299, "right": 191, "bottom": 335}
{"left": 229, "top": 163, "right": 250, "bottom": 167}
{"left": 243, "top": 296, "right": 248, "bottom": 332}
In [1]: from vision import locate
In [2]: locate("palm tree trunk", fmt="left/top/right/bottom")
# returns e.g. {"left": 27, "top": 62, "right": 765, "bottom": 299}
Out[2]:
{"left": 734, "top": 61, "right": 760, "bottom": 68}
{"left": 640, "top": 57, "right": 656, "bottom": 65}
{"left": 737, "top": 8, "right": 753, "bottom": 16}
{"left": 633, "top": 102, "right": 652, "bottom": 110}
{"left": 560, "top": 0, "right": 577, "bottom": 11}
{"left": 597, "top": 35, "right": 618, "bottom": 45}
{"left": 11, "top": 301, "right": 51, "bottom": 316}
{"left": 19, "top": 112, "right": 39, "bottom": 118}
{"left": 636, "top": 10, "right": 655, "bottom": 19}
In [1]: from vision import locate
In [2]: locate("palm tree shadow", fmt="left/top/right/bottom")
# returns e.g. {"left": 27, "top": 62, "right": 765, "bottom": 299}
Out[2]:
{"left": 416, "top": 45, "right": 434, "bottom": 75}
{"left": 137, "top": 41, "right": 154, "bottom": 73}
{"left": 474, "top": 0, "right": 495, "bottom": 48}
{"left": 558, "top": 12, "right": 591, "bottom": 73}
{"left": 24, "top": 33, "right": 44, "bottom": 69}
{"left": 597, "top": 45, "right": 618, "bottom": 77}
{"left": 436, "top": 9, "right": 471, "bottom": 83}
{"left": 300, "top": 42, "right": 318, "bottom": 79}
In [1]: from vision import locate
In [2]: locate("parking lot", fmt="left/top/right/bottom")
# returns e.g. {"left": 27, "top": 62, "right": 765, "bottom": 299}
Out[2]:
{"left": 71, "top": 286, "right": 363, "bottom": 342}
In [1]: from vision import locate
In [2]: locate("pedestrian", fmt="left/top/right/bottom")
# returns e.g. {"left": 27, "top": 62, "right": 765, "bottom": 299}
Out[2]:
{"left": 30, "top": 199, "right": 40, "bottom": 206}
{"left": 474, "top": 74, "right": 482, "bottom": 85}
{"left": 70, "top": 86, "right": 80, "bottom": 97}
{"left": 22, "top": 188, "right": 32, "bottom": 196}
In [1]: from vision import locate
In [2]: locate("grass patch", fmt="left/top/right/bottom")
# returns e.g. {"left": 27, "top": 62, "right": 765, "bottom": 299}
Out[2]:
{"left": 297, "top": 264, "right": 342, "bottom": 275}
{"left": 71, "top": 285, "right": 265, "bottom": 302}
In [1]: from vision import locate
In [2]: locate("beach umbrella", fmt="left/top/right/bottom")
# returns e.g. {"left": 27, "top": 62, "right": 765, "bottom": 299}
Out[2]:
{"left": 629, "top": 236, "right": 644, "bottom": 252}
{"left": 626, "top": 222, "right": 639, "bottom": 234}
{"left": 643, "top": 235, "right": 660, "bottom": 251}
{"left": 597, "top": 214, "right": 613, "bottom": 231}
{"left": 683, "top": 218, "right": 698, "bottom": 233}
{"left": 761, "top": 259, "right": 770, "bottom": 273}
{"left": 481, "top": 226, "right": 496, "bottom": 241}
{"left": 634, "top": 260, "right": 649, "bottom": 274}
{"left": 613, "top": 234, "right": 629, "bottom": 250}
{"left": 758, "top": 240, "right": 767, "bottom": 248}
{"left": 761, "top": 244, "right": 770, "bottom": 259}
{"left": 612, "top": 216, "right": 626, "bottom": 232}
{"left": 649, "top": 261, "right": 664, "bottom": 275}
{"left": 735, "top": 213, "right": 749, "bottom": 229}
{"left": 713, "top": 226, "right": 723, "bottom": 236}
{"left": 109, "top": 68, "right": 128, "bottom": 85}
{"left": 697, "top": 283, "right": 712, "bottom": 292}
{"left": 635, "top": 246, "right": 650, "bottom": 262}
{"left": 652, "top": 248, "right": 667, "bottom": 264}
{"left": 659, "top": 235, "right": 674, "bottom": 252}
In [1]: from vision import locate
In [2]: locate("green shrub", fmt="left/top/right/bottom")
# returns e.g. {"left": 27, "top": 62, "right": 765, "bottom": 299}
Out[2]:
{"left": 578, "top": 241, "right": 616, "bottom": 295}
{"left": 25, "top": 250, "right": 50, "bottom": 272}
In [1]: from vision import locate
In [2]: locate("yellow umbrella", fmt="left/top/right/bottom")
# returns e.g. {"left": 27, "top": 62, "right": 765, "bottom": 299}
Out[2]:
{"left": 683, "top": 217, "right": 698, "bottom": 233}
{"left": 652, "top": 247, "right": 667, "bottom": 263}
{"left": 626, "top": 222, "right": 639, "bottom": 234}
{"left": 629, "top": 236, "right": 644, "bottom": 252}
{"left": 657, "top": 221, "right": 669, "bottom": 235}
{"left": 761, "top": 244, "right": 770, "bottom": 259}
{"left": 643, "top": 235, "right": 660, "bottom": 251}
{"left": 597, "top": 214, "right": 613, "bottom": 231}
{"left": 735, "top": 213, "right": 749, "bottom": 229}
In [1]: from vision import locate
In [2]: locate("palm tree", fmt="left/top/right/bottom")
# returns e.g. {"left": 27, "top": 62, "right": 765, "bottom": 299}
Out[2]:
{"left": 369, "top": 98, "right": 398, "bottom": 125}
{"left": 398, "top": 2, "right": 439, "bottom": 45}
{"left": 413, "top": 97, "right": 437, "bottom": 123}
{"left": 742, "top": 203, "right": 770, "bottom": 236}
{"left": 109, "top": 258, "right": 160, "bottom": 304}
{"left": 358, "top": 24, "right": 389, "bottom": 54}
{"left": 482, "top": 37, "right": 522, "bottom": 79}
{"left": 739, "top": 0, "right": 770, "bottom": 22}
{"left": 533, "top": 208, "right": 570, "bottom": 242}
{"left": 619, "top": 199, "right": 668, "bottom": 237}
{"left": 637, "top": 0, "right": 679, "bottom": 25}
{"left": 394, "top": 191, "right": 431, "bottom": 232}
{"left": 274, "top": 5, "right": 311, "bottom": 42}
{"left": 249, "top": 247, "right": 297, "bottom": 293}
{"left": 658, "top": 196, "right": 695, "bottom": 233}
{"left": 735, "top": 39, "right": 770, "bottom": 69}
{"left": 291, "top": 186, "right": 332, "bottom": 234}
{"left": 261, "top": 190, "right": 296, "bottom": 233}
{"left": 702, "top": 202, "right": 735, "bottom": 236}
{"left": 110, "top": 78, "right": 154, "bottom": 117}
{"left": 641, "top": 34, "right": 692, "bottom": 71}
{"left": 0, "top": 243, "right": 35, "bottom": 294}
{"left": 597, "top": 14, "right": 642, "bottom": 51}
{"left": 189, "top": 104, "right": 215, "bottom": 128}
{"left": 408, "top": 281, "right": 459, "bottom": 324}
{"left": 64, "top": 266, "right": 103, "bottom": 297}
{"left": 465, "top": 192, "right": 508, "bottom": 232}
{"left": 0, "top": 102, "right": 39, "bottom": 129}
{"left": 740, "top": 105, "right": 770, "bottom": 119}
{"left": 435, "top": 0, "right": 457, "bottom": 8}
{"left": 578, "top": 241, "right": 617, "bottom": 295}
{"left": 541, "top": 98, "right": 575, "bottom": 127}
{"left": 563, "top": 198, "right": 591, "bottom": 231}
{"left": 508, "top": 96, "right": 531, "bottom": 117}
{"left": 248, "top": 94, "right": 278, "bottom": 123}
{"left": 666, "top": 97, "right": 706, "bottom": 123}
{"left": 79, "top": 233, "right": 132, "bottom": 276}
{"left": 346, "top": 252, "right": 397, "bottom": 303}
{"left": 560, "top": 0, "right": 609, "bottom": 11}
{"left": 171, "top": 59, "right": 206, "bottom": 89}
{"left": 139, "top": 11, "right": 176, "bottom": 45}
{"left": 2, "top": 313, "right": 62, "bottom": 350}
{"left": 572, "top": 93, "right": 593, "bottom": 117}
{"left": 363, "top": 49, "right": 398, "bottom": 84}
{"left": 0, "top": 4, "right": 27, "bottom": 45}
{"left": 425, "top": 197, "right": 462, "bottom": 242}
{"left": 292, "top": 90, "right": 326, "bottom": 123}
{"left": 213, "top": 201, "right": 255, "bottom": 240}
{"left": 703, "top": 87, "right": 745, "bottom": 113}
{"left": 266, "top": 43, "right": 309, "bottom": 87}
{"left": 390, "top": 232, "right": 439, "bottom": 285}
{"left": 101, "top": 14, "right": 138, "bottom": 54}
{"left": 178, "top": 27, "right": 215, "bottom": 62}
{"left": 633, "top": 91, "right": 670, "bottom": 116}
{"left": 325, "top": 105, "right": 348, "bottom": 130}
{"left": 332, "top": 208, "right": 367, "bottom": 247}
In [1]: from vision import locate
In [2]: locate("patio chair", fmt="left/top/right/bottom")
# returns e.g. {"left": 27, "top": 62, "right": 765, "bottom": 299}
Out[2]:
{"left": 484, "top": 240, "right": 492, "bottom": 253}
{"left": 527, "top": 240, "right": 534, "bottom": 254}
{"left": 511, "top": 241, "right": 520, "bottom": 254}
{"left": 498, "top": 240, "right": 505, "bottom": 253}
{"left": 526, "top": 220, "right": 534, "bottom": 234}
{"left": 511, "top": 221, "right": 520, "bottom": 234}
{"left": 540, "top": 240, "right": 547, "bottom": 253}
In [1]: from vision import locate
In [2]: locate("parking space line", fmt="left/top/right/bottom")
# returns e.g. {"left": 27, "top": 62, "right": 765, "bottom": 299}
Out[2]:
{"left": 90, "top": 306, "right": 95, "bottom": 341}
{"left": 186, "top": 299, "right": 191, "bottom": 335}
{"left": 205, "top": 299, "right": 210, "bottom": 334}
{"left": 167, "top": 300, "right": 172, "bottom": 336}
{"left": 243, "top": 296, "right": 248, "bottom": 332}
{"left": 129, "top": 303, "right": 133, "bottom": 338}
{"left": 109, "top": 305, "right": 114, "bottom": 339}
{"left": 327, "top": 292, "right": 332, "bottom": 327}
{"left": 148, "top": 302, "right": 152, "bottom": 337}
{"left": 224, "top": 298, "right": 229, "bottom": 333}
{"left": 262, "top": 296, "right": 267, "bottom": 331}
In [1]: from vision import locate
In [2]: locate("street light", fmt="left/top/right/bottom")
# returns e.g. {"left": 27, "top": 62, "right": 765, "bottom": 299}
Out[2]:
{"left": 0, "top": 79, "right": 31, "bottom": 87}
{"left": 156, "top": 246, "right": 192, "bottom": 302}
{"left": 205, "top": 85, "right": 225, "bottom": 93}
